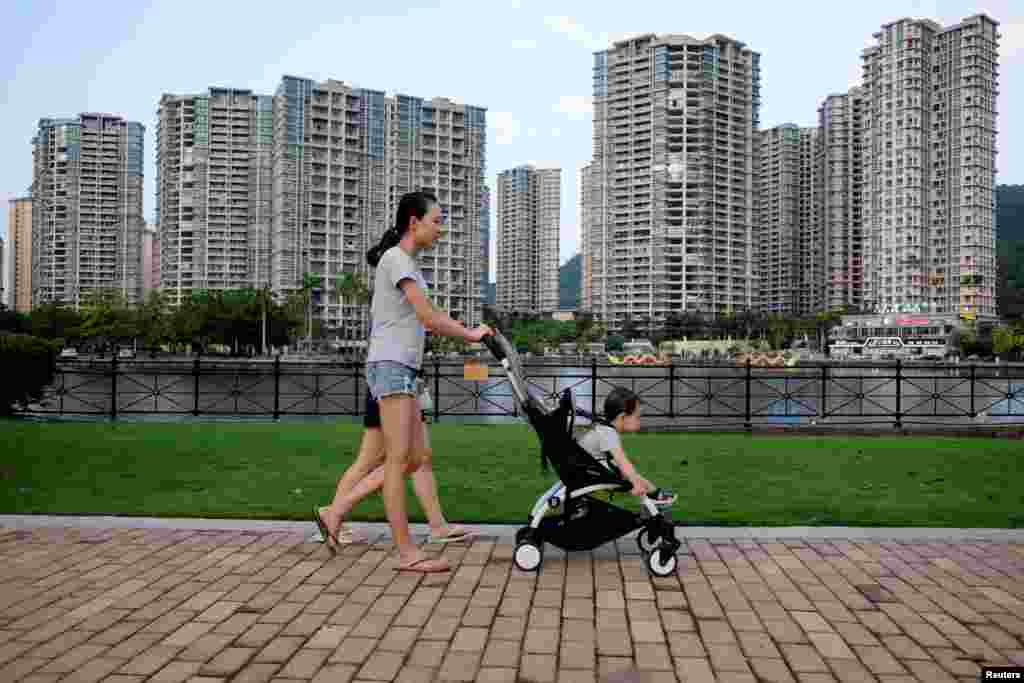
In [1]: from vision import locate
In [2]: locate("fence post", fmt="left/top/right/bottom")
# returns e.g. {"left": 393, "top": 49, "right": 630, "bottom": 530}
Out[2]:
{"left": 110, "top": 352, "right": 118, "bottom": 420}
{"left": 591, "top": 357, "right": 598, "bottom": 418}
{"left": 353, "top": 359, "right": 360, "bottom": 419}
{"left": 969, "top": 362, "right": 976, "bottom": 418}
{"left": 192, "top": 355, "right": 201, "bottom": 416}
{"left": 895, "top": 358, "right": 903, "bottom": 430}
{"left": 273, "top": 355, "right": 281, "bottom": 420}
{"left": 433, "top": 358, "right": 440, "bottom": 423}
{"left": 744, "top": 359, "right": 752, "bottom": 433}
{"left": 668, "top": 362, "right": 675, "bottom": 418}
{"left": 820, "top": 362, "right": 828, "bottom": 422}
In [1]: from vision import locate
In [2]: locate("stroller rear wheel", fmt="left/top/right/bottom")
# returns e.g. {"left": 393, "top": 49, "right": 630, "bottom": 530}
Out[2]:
{"left": 514, "top": 541, "right": 543, "bottom": 572}
{"left": 636, "top": 528, "right": 659, "bottom": 554}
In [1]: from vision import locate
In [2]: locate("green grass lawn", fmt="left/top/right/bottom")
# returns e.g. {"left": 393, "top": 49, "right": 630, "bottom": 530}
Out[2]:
{"left": 2, "top": 420, "right": 1022, "bottom": 528}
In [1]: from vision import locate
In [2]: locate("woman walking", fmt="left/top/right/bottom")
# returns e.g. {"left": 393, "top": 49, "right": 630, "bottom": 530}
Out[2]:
{"left": 364, "top": 190, "right": 491, "bottom": 573}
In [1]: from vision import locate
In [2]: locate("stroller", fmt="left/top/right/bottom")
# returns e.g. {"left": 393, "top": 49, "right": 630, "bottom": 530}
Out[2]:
{"left": 481, "top": 331, "right": 681, "bottom": 577}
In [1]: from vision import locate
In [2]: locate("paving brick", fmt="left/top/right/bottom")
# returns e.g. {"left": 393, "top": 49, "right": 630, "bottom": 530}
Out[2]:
{"left": 738, "top": 632, "right": 782, "bottom": 659}
{"left": 779, "top": 644, "right": 829, "bottom": 673}
{"left": 674, "top": 657, "right": 716, "bottom": 683}
{"left": 330, "top": 637, "right": 378, "bottom": 664}
{"left": 438, "top": 651, "right": 482, "bottom": 682}
{"left": 357, "top": 650, "right": 405, "bottom": 681}
{"left": 853, "top": 645, "right": 907, "bottom": 675}
{"left": 407, "top": 640, "right": 447, "bottom": 667}
{"left": 747, "top": 658, "right": 796, "bottom": 683}
{"left": 706, "top": 643, "right": 751, "bottom": 673}
{"left": 668, "top": 633, "right": 706, "bottom": 658}
{"left": 253, "top": 636, "right": 304, "bottom": 664}
{"left": 806, "top": 632, "right": 855, "bottom": 660}
{"left": 826, "top": 658, "right": 876, "bottom": 683}
{"left": 199, "top": 647, "right": 255, "bottom": 677}
{"left": 232, "top": 662, "right": 282, "bottom": 683}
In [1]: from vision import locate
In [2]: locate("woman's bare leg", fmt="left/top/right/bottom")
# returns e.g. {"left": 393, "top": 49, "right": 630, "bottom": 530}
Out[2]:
{"left": 380, "top": 395, "right": 446, "bottom": 569}
{"left": 319, "top": 428, "right": 387, "bottom": 546}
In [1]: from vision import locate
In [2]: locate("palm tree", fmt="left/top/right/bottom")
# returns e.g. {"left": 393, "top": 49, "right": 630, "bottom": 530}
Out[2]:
{"left": 335, "top": 271, "right": 372, "bottom": 356}
{"left": 300, "top": 272, "right": 321, "bottom": 348}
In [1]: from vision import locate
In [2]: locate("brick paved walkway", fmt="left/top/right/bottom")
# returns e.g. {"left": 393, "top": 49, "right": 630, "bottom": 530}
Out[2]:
{"left": 1, "top": 523, "right": 1022, "bottom": 683}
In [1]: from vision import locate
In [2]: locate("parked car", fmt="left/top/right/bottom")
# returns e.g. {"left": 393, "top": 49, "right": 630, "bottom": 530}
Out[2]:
{"left": 59, "top": 348, "right": 78, "bottom": 359}
{"left": 118, "top": 348, "right": 136, "bottom": 359}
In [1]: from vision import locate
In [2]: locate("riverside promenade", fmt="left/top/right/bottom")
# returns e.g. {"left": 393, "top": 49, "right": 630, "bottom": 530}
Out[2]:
{"left": 1, "top": 516, "right": 1023, "bottom": 683}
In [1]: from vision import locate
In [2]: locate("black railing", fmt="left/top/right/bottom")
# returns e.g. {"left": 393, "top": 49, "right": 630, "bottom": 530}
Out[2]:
{"left": 17, "top": 356, "right": 1024, "bottom": 432}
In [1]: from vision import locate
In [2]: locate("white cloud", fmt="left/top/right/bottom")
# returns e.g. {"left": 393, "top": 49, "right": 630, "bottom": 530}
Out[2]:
{"left": 492, "top": 112, "right": 521, "bottom": 146}
{"left": 509, "top": 38, "right": 537, "bottom": 50}
{"left": 554, "top": 95, "right": 592, "bottom": 121}
{"left": 543, "top": 16, "right": 606, "bottom": 51}
{"left": 543, "top": 16, "right": 643, "bottom": 51}
{"left": 1000, "top": 18, "right": 1024, "bottom": 61}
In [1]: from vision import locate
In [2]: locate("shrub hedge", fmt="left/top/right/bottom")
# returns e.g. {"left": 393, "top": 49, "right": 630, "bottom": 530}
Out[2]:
{"left": 0, "top": 333, "right": 60, "bottom": 414}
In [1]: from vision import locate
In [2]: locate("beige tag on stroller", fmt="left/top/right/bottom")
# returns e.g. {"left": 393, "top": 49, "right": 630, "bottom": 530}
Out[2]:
{"left": 463, "top": 362, "right": 489, "bottom": 381}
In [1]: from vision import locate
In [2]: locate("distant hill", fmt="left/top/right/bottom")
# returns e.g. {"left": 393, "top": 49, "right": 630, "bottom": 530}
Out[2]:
{"left": 559, "top": 254, "right": 581, "bottom": 310}
{"left": 997, "top": 184, "right": 1024, "bottom": 240}
{"left": 997, "top": 185, "right": 1024, "bottom": 319}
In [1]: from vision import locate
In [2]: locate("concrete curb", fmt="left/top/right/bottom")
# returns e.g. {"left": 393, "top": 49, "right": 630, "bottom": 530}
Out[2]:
{"left": 3, "top": 515, "right": 1024, "bottom": 543}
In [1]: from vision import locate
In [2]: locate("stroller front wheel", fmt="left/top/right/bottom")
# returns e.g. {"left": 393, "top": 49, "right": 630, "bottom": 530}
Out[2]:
{"left": 647, "top": 547, "right": 678, "bottom": 577}
{"left": 514, "top": 541, "right": 543, "bottom": 572}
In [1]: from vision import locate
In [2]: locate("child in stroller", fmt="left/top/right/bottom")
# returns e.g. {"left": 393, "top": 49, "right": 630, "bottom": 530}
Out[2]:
{"left": 573, "top": 387, "right": 677, "bottom": 507}
{"left": 480, "top": 332, "right": 682, "bottom": 577}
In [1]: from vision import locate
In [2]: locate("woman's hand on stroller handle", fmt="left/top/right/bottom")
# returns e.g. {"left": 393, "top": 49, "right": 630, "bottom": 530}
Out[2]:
{"left": 480, "top": 329, "right": 506, "bottom": 361}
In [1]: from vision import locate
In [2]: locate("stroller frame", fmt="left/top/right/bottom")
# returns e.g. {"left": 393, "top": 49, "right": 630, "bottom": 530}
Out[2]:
{"left": 482, "top": 332, "right": 682, "bottom": 577}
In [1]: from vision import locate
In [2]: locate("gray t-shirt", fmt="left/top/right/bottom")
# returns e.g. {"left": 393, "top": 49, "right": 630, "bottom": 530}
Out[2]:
{"left": 577, "top": 424, "right": 622, "bottom": 460}
{"left": 366, "top": 246, "right": 428, "bottom": 370}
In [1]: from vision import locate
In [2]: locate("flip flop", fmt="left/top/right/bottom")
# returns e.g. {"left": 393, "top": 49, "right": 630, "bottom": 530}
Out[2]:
{"left": 396, "top": 555, "right": 451, "bottom": 573}
{"left": 313, "top": 507, "right": 339, "bottom": 554}
{"left": 428, "top": 526, "right": 475, "bottom": 544}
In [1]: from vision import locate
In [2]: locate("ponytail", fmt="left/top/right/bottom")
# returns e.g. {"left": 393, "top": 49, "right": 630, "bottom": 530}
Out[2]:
{"left": 366, "top": 190, "right": 438, "bottom": 267}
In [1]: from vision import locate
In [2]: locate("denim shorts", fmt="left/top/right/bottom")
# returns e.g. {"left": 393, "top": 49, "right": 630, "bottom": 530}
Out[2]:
{"left": 366, "top": 361, "right": 419, "bottom": 401}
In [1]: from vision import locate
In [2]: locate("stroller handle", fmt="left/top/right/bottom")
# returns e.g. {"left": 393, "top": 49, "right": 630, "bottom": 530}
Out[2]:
{"left": 481, "top": 333, "right": 506, "bottom": 361}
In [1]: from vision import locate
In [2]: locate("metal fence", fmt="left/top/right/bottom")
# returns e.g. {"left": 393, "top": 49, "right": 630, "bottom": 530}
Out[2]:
{"left": 19, "top": 356, "right": 1024, "bottom": 431}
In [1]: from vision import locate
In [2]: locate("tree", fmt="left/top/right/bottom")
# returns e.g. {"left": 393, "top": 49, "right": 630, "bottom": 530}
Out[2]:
{"left": 78, "top": 289, "right": 134, "bottom": 351}
{"left": 336, "top": 271, "right": 372, "bottom": 350}
{"left": 137, "top": 291, "right": 171, "bottom": 352}
{"left": 0, "top": 306, "right": 32, "bottom": 335}
{"left": 30, "top": 303, "right": 82, "bottom": 343}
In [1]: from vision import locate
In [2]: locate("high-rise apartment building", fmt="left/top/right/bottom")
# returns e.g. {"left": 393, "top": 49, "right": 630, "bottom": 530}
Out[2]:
{"left": 385, "top": 93, "right": 487, "bottom": 326}
{"left": 860, "top": 14, "right": 999, "bottom": 318}
{"left": 480, "top": 185, "right": 490, "bottom": 304}
{"left": 156, "top": 88, "right": 273, "bottom": 306}
{"left": 579, "top": 162, "right": 597, "bottom": 313}
{"left": 495, "top": 165, "right": 561, "bottom": 313}
{"left": 797, "top": 126, "right": 824, "bottom": 315}
{"left": 586, "top": 33, "right": 761, "bottom": 329}
{"left": 31, "top": 114, "right": 144, "bottom": 308}
{"left": 142, "top": 224, "right": 158, "bottom": 295}
{"left": 756, "top": 125, "right": 802, "bottom": 316}
{"left": 819, "top": 88, "right": 867, "bottom": 311}
{"left": 271, "top": 76, "right": 487, "bottom": 333}
{"left": 7, "top": 198, "right": 32, "bottom": 313}
{"left": 0, "top": 237, "right": 4, "bottom": 306}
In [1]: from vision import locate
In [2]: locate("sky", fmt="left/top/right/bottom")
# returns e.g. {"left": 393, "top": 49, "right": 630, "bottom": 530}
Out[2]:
{"left": 2, "top": 0, "right": 1022, "bottom": 283}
